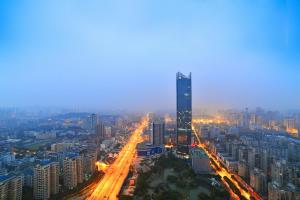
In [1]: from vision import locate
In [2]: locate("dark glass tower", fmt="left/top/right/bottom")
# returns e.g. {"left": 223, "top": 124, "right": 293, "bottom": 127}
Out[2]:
{"left": 176, "top": 72, "right": 192, "bottom": 154}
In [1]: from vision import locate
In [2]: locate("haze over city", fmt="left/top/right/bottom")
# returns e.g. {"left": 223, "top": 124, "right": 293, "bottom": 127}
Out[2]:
{"left": 1, "top": 1, "right": 300, "bottom": 200}
{"left": 1, "top": 0, "right": 300, "bottom": 112}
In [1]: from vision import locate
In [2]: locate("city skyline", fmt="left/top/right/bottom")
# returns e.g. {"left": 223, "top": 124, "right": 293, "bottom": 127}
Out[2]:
{"left": 1, "top": 1, "right": 300, "bottom": 200}
{"left": 1, "top": 1, "right": 300, "bottom": 111}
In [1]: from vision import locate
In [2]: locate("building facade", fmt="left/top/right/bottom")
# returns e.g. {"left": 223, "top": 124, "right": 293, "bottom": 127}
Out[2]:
{"left": 176, "top": 72, "right": 192, "bottom": 153}
{"left": 0, "top": 174, "right": 22, "bottom": 200}
{"left": 50, "top": 162, "right": 59, "bottom": 195}
{"left": 190, "top": 147, "right": 211, "bottom": 174}
{"left": 33, "top": 162, "right": 59, "bottom": 200}
{"left": 33, "top": 164, "right": 50, "bottom": 200}
{"left": 152, "top": 121, "right": 165, "bottom": 146}
{"left": 63, "top": 158, "right": 77, "bottom": 190}
{"left": 96, "top": 121, "right": 105, "bottom": 144}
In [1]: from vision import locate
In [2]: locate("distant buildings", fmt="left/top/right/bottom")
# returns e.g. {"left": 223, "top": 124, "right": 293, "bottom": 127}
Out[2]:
{"left": 284, "top": 118, "right": 296, "bottom": 130}
{"left": 268, "top": 181, "right": 300, "bottom": 200}
{"left": 201, "top": 121, "right": 300, "bottom": 199}
{"left": 104, "top": 126, "right": 112, "bottom": 139}
{"left": 35, "top": 132, "right": 56, "bottom": 140}
{"left": 0, "top": 174, "right": 22, "bottom": 200}
{"left": 96, "top": 121, "right": 105, "bottom": 144}
{"left": 87, "top": 113, "right": 98, "bottom": 130}
{"left": 241, "top": 108, "right": 250, "bottom": 129}
{"left": 33, "top": 161, "right": 59, "bottom": 200}
{"left": 51, "top": 142, "right": 73, "bottom": 152}
{"left": 176, "top": 72, "right": 192, "bottom": 154}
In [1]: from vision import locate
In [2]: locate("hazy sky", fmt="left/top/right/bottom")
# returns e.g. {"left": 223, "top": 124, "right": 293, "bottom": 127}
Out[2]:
{"left": 1, "top": 0, "right": 300, "bottom": 112}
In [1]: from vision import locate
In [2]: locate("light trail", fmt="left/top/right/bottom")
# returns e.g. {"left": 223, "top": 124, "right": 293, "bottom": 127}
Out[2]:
{"left": 86, "top": 116, "right": 149, "bottom": 200}
{"left": 96, "top": 161, "right": 109, "bottom": 172}
{"left": 192, "top": 125, "right": 263, "bottom": 200}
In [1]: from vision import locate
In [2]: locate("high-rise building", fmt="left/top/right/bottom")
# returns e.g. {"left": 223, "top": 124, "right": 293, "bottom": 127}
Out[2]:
{"left": 250, "top": 168, "right": 267, "bottom": 195}
{"left": 238, "top": 160, "right": 249, "bottom": 180}
{"left": 75, "top": 156, "right": 83, "bottom": 184}
{"left": 0, "top": 174, "right": 22, "bottom": 200}
{"left": 88, "top": 113, "right": 98, "bottom": 130}
{"left": 33, "top": 162, "right": 59, "bottom": 200}
{"left": 241, "top": 108, "right": 250, "bottom": 129}
{"left": 83, "top": 154, "right": 97, "bottom": 175}
{"left": 96, "top": 121, "right": 105, "bottom": 144}
{"left": 50, "top": 162, "right": 59, "bottom": 195}
{"left": 63, "top": 157, "right": 77, "bottom": 190}
{"left": 63, "top": 155, "right": 83, "bottom": 190}
{"left": 268, "top": 181, "right": 300, "bottom": 200}
{"left": 33, "top": 164, "right": 50, "bottom": 200}
{"left": 104, "top": 126, "right": 112, "bottom": 139}
{"left": 176, "top": 72, "right": 192, "bottom": 153}
{"left": 152, "top": 121, "right": 165, "bottom": 146}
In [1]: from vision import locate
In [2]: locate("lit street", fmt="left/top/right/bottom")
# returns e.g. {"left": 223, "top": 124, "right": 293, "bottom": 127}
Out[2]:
{"left": 193, "top": 125, "right": 263, "bottom": 200}
{"left": 85, "top": 116, "right": 149, "bottom": 200}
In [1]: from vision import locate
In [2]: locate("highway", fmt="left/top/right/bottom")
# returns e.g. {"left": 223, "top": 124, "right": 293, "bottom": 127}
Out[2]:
{"left": 192, "top": 125, "right": 263, "bottom": 200}
{"left": 86, "top": 116, "right": 149, "bottom": 200}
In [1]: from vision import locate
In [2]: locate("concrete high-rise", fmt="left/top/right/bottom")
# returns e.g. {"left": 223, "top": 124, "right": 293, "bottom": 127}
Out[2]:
{"left": 96, "top": 121, "right": 105, "bottom": 144}
{"left": 176, "top": 72, "right": 192, "bottom": 153}
{"left": 50, "top": 162, "right": 59, "bottom": 195}
{"left": 75, "top": 156, "right": 83, "bottom": 184}
{"left": 0, "top": 174, "right": 22, "bottom": 200}
{"left": 63, "top": 157, "right": 77, "bottom": 190}
{"left": 88, "top": 113, "right": 98, "bottom": 130}
{"left": 63, "top": 155, "right": 84, "bottom": 190}
{"left": 152, "top": 121, "right": 165, "bottom": 146}
{"left": 33, "top": 162, "right": 59, "bottom": 200}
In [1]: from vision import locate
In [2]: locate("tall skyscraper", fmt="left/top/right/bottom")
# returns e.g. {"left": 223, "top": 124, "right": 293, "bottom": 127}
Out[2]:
{"left": 152, "top": 121, "right": 165, "bottom": 146}
{"left": 176, "top": 72, "right": 192, "bottom": 154}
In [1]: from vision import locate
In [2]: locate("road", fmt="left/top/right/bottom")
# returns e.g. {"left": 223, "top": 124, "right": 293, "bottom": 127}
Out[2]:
{"left": 192, "top": 125, "right": 263, "bottom": 200}
{"left": 86, "top": 116, "right": 149, "bottom": 200}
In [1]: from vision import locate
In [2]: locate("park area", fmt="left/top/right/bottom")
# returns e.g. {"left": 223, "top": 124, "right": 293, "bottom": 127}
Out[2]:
{"left": 132, "top": 153, "right": 230, "bottom": 200}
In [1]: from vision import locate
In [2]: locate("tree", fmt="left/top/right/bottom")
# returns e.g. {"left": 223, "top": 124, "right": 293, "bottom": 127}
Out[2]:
{"left": 156, "top": 190, "right": 183, "bottom": 200}
{"left": 198, "top": 192, "right": 210, "bottom": 200}
{"left": 167, "top": 175, "right": 178, "bottom": 183}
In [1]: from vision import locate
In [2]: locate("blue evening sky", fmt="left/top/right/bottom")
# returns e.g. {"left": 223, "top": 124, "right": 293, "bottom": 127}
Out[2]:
{"left": 0, "top": 0, "right": 300, "bottom": 111}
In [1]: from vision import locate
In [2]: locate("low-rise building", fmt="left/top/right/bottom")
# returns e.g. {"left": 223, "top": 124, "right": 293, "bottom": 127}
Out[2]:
{"left": 136, "top": 142, "right": 163, "bottom": 157}
{"left": 190, "top": 147, "right": 211, "bottom": 174}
